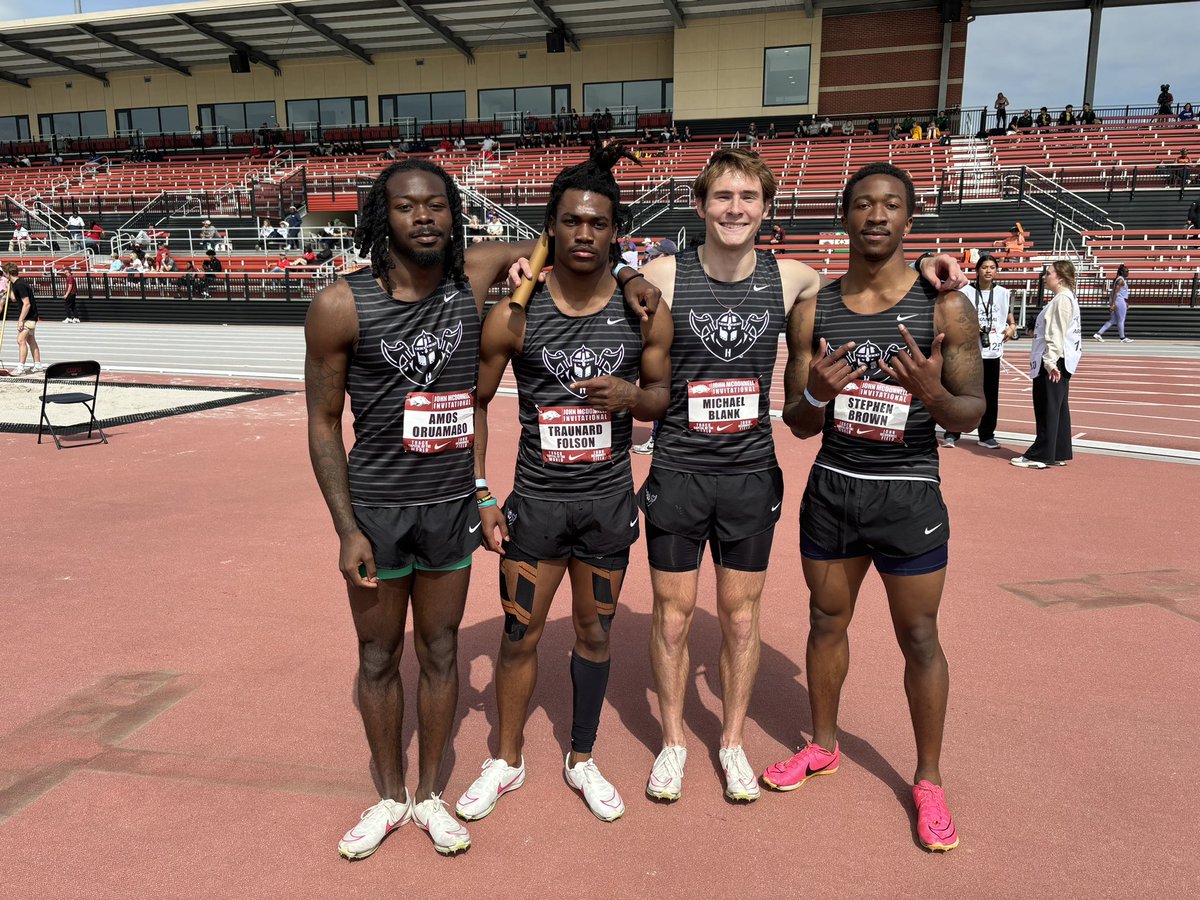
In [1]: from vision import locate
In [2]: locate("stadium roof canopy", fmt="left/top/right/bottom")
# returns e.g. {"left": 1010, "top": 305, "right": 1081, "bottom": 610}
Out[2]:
{"left": 0, "top": 0, "right": 1190, "bottom": 87}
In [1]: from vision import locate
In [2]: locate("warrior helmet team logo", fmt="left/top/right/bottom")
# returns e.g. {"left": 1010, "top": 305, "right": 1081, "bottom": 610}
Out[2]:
{"left": 381, "top": 321, "right": 463, "bottom": 386}
{"left": 542, "top": 344, "right": 625, "bottom": 398}
{"left": 827, "top": 339, "right": 908, "bottom": 380}
{"left": 689, "top": 310, "right": 769, "bottom": 361}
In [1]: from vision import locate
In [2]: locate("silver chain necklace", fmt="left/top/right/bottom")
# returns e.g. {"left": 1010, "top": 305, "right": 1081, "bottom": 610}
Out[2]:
{"left": 699, "top": 247, "right": 756, "bottom": 311}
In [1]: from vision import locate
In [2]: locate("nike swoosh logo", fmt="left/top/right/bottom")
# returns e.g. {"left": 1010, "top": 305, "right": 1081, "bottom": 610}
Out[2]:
{"left": 805, "top": 761, "right": 835, "bottom": 778}
{"left": 752, "top": 284, "right": 768, "bottom": 292}
{"left": 432, "top": 441, "right": 452, "bottom": 451}
{"left": 855, "top": 428, "right": 873, "bottom": 435}
{"left": 607, "top": 317, "right": 623, "bottom": 325}
{"left": 924, "top": 523, "right": 943, "bottom": 535}
{"left": 896, "top": 314, "right": 918, "bottom": 321}
{"left": 469, "top": 522, "right": 481, "bottom": 533}
{"left": 770, "top": 502, "right": 781, "bottom": 512}
{"left": 443, "top": 291, "right": 460, "bottom": 303}
{"left": 629, "top": 518, "right": 639, "bottom": 527}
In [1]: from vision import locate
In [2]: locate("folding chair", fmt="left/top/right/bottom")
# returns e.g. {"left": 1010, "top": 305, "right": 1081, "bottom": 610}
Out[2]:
{"left": 38, "top": 360, "right": 108, "bottom": 449}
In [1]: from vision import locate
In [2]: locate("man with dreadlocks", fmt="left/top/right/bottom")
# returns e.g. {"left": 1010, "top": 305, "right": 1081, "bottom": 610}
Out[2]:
{"left": 456, "top": 144, "right": 672, "bottom": 824}
{"left": 305, "top": 157, "right": 661, "bottom": 859}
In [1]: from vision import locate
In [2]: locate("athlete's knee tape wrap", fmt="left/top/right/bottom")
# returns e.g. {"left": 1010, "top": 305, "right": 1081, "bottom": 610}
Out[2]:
{"left": 586, "top": 565, "right": 617, "bottom": 632}
{"left": 500, "top": 552, "right": 538, "bottom": 642}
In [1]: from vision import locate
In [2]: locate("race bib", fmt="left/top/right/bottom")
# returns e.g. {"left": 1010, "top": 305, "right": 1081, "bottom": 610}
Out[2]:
{"left": 833, "top": 380, "right": 911, "bottom": 444}
{"left": 539, "top": 406, "right": 612, "bottom": 464}
{"left": 403, "top": 389, "right": 475, "bottom": 453}
{"left": 687, "top": 378, "right": 760, "bottom": 434}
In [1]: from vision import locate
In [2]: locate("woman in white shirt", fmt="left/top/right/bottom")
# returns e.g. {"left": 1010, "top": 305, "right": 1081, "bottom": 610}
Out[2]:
{"left": 943, "top": 254, "right": 1015, "bottom": 449}
{"left": 1012, "top": 260, "right": 1082, "bottom": 469}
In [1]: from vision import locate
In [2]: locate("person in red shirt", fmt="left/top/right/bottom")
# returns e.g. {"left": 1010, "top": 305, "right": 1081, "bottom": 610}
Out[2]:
{"left": 61, "top": 265, "right": 80, "bottom": 323}
{"left": 84, "top": 222, "right": 104, "bottom": 255}
{"left": 155, "top": 241, "right": 170, "bottom": 269}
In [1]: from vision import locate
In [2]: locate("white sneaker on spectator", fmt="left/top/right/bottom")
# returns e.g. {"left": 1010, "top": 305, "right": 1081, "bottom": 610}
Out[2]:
{"left": 63, "top": 318, "right": 71, "bottom": 323}
{"left": 1121, "top": 337, "right": 1133, "bottom": 343}
{"left": 72, "top": 318, "right": 81, "bottom": 323}
{"left": 977, "top": 438, "right": 1001, "bottom": 449}
{"left": 646, "top": 745, "right": 687, "bottom": 801}
{"left": 32, "top": 363, "right": 45, "bottom": 372}
{"left": 1092, "top": 333, "right": 1104, "bottom": 342}
{"left": 719, "top": 745, "right": 761, "bottom": 802}
{"left": 942, "top": 436, "right": 957, "bottom": 448}
{"left": 412, "top": 793, "right": 471, "bottom": 854}
{"left": 1010, "top": 456, "right": 1046, "bottom": 469}
{"left": 455, "top": 757, "right": 525, "bottom": 821}
{"left": 337, "top": 792, "right": 411, "bottom": 860}
{"left": 12, "top": 366, "right": 28, "bottom": 376}
{"left": 564, "top": 754, "right": 624, "bottom": 821}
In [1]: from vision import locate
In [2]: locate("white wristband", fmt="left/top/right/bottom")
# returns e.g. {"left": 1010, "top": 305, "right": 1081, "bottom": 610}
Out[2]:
{"left": 474, "top": 478, "right": 488, "bottom": 489}
{"left": 612, "top": 262, "right": 631, "bottom": 278}
{"left": 803, "top": 387, "right": 829, "bottom": 408}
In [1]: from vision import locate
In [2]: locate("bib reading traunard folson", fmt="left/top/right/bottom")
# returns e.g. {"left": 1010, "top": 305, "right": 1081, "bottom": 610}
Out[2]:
{"left": 687, "top": 378, "right": 761, "bottom": 434}
{"left": 538, "top": 405, "right": 613, "bottom": 464}
{"left": 832, "top": 379, "right": 912, "bottom": 444}
{"left": 403, "top": 389, "right": 475, "bottom": 453}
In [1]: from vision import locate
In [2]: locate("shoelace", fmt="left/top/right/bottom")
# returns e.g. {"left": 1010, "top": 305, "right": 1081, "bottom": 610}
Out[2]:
{"left": 915, "top": 785, "right": 950, "bottom": 825}
{"left": 577, "top": 759, "right": 608, "bottom": 790}
{"left": 655, "top": 748, "right": 684, "bottom": 780}
{"left": 358, "top": 798, "right": 400, "bottom": 824}
{"left": 475, "top": 757, "right": 510, "bottom": 788}
{"left": 724, "top": 748, "right": 754, "bottom": 783}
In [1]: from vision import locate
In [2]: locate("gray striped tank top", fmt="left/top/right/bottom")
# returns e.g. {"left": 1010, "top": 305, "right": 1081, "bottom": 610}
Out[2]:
{"left": 345, "top": 267, "right": 481, "bottom": 506}
{"left": 652, "top": 247, "right": 784, "bottom": 474}
{"left": 511, "top": 286, "right": 643, "bottom": 500}
{"left": 812, "top": 275, "right": 940, "bottom": 482}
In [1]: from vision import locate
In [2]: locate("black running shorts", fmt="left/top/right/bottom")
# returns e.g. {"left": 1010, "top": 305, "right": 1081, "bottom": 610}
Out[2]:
{"left": 353, "top": 494, "right": 482, "bottom": 572}
{"left": 799, "top": 466, "right": 949, "bottom": 563}
{"left": 502, "top": 490, "right": 638, "bottom": 565}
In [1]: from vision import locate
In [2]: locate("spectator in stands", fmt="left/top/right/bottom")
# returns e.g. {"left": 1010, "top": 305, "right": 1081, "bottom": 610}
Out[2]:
{"left": 201, "top": 248, "right": 222, "bottom": 295}
{"left": 107, "top": 253, "right": 125, "bottom": 273}
{"left": 16, "top": 154, "right": 30, "bottom": 168}
{"left": 436, "top": 137, "right": 452, "bottom": 154}
{"left": 285, "top": 206, "right": 303, "bottom": 249}
{"left": 1179, "top": 102, "right": 1195, "bottom": 121}
{"left": 64, "top": 213, "right": 84, "bottom": 248}
{"left": 160, "top": 247, "right": 176, "bottom": 272}
{"left": 910, "top": 121, "right": 923, "bottom": 141}
{"left": 819, "top": 117, "right": 834, "bottom": 137}
{"left": 1035, "top": 107, "right": 1052, "bottom": 128}
{"left": 8, "top": 222, "right": 29, "bottom": 252}
{"left": 1005, "top": 120, "right": 1020, "bottom": 136}
{"left": 1079, "top": 102, "right": 1099, "bottom": 125}
{"left": 1017, "top": 109, "right": 1034, "bottom": 129}
{"left": 480, "top": 135, "right": 498, "bottom": 159}
{"left": 485, "top": 213, "right": 504, "bottom": 241}
{"left": 864, "top": 117, "right": 879, "bottom": 136}
{"left": 466, "top": 214, "right": 486, "bottom": 244}
{"left": 50, "top": 152, "right": 63, "bottom": 166}
{"left": 60, "top": 264, "right": 80, "bottom": 323}
{"left": 178, "top": 260, "right": 201, "bottom": 295}
{"left": 126, "top": 253, "right": 147, "bottom": 283}
{"left": 994, "top": 92, "right": 1010, "bottom": 129}
{"left": 928, "top": 122, "right": 941, "bottom": 141}
{"left": 996, "top": 224, "right": 1027, "bottom": 256}
{"left": 258, "top": 121, "right": 272, "bottom": 146}
{"left": 1170, "top": 148, "right": 1193, "bottom": 186}
{"left": 620, "top": 238, "right": 639, "bottom": 270}
{"left": 1188, "top": 198, "right": 1200, "bottom": 229}
{"left": 1057, "top": 104, "right": 1077, "bottom": 128}
{"left": 1157, "top": 84, "right": 1174, "bottom": 116}
{"left": 381, "top": 143, "right": 400, "bottom": 160}
{"left": 682, "top": 124, "right": 693, "bottom": 142}
{"left": 258, "top": 218, "right": 277, "bottom": 250}
{"left": 841, "top": 120, "right": 855, "bottom": 137}
{"left": 603, "top": 108, "right": 614, "bottom": 132}
{"left": 83, "top": 222, "right": 103, "bottom": 255}
{"left": 453, "top": 135, "right": 466, "bottom": 152}
{"left": 321, "top": 219, "right": 346, "bottom": 251}
{"left": 767, "top": 122, "right": 778, "bottom": 139}
{"left": 192, "top": 124, "right": 204, "bottom": 147}
{"left": 888, "top": 122, "right": 902, "bottom": 141}
{"left": 1094, "top": 264, "right": 1132, "bottom": 343}
{"left": 198, "top": 219, "right": 220, "bottom": 249}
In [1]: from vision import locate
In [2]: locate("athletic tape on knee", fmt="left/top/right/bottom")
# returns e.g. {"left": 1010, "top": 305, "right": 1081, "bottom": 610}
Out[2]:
{"left": 585, "top": 563, "right": 618, "bottom": 632}
{"left": 500, "top": 556, "right": 538, "bottom": 642}
{"left": 570, "top": 652, "right": 611, "bottom": 754}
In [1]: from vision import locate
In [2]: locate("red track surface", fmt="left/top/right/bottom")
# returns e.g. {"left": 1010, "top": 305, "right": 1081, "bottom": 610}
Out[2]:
{"left": 2, "top": 380, "right": 1198, "bottom": 897}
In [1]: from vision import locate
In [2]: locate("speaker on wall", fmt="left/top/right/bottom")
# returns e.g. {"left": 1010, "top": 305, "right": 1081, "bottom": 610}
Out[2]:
{"left": 545, "top": 30, "right": 565, "bottom": 54}
{"left": 229, "top": 51, "right": 251, "bottom": 73}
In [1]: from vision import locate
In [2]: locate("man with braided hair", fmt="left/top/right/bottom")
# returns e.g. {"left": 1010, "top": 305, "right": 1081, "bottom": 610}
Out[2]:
{"left": 457, "top": 144, "right": 672, "bottom": 823}
{"left": 305, "top": 157, "right": 659, "bottom": 859}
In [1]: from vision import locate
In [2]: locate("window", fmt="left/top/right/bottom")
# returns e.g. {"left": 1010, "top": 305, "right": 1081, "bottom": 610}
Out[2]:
{"left": 37, "top": 110, "right": 108, "bottom": 138}
{"left": 198, "top": 101, "right": 278, "bottom": 132}
{"left": 0, "top": 115, "right": 30, "bottom": 142}
{"left": 379, "top": 91, "right": 466, "bottom": 125}
{"left": 763, "top": 46, "right": 811, "bottom": 107}
{"left": 582, "top": 79, "right": 672, "bottom": 113}
{"left": 285, "top": 96, "right": 368, "bottom": 128}
{"left": 115, "top": 105, "right": 190, "bottom": 135}
{"left": 478, "top": 85, "right": 563, "bottom": 119}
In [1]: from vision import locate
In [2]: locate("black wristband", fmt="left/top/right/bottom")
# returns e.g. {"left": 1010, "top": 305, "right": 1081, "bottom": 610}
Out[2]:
{"left": 620, "top": 271, "right": 646, "bottom": 288}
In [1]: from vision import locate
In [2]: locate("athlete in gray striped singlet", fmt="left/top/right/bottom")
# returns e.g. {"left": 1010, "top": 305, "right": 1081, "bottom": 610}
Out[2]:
{"left": 462, "top": 146, "right": 672, "bottom": 824}
{"left": 775, "top": 162, "right": 984, "bottom": 852}
{"left": 305, "top": 158, "right": 663, "bottom": 859}
{"left": 632, "top": 149, "right": 967, "bottom": 805}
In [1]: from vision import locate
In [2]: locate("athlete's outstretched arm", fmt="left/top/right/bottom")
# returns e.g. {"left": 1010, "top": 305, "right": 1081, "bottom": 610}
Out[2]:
{"left": 304, "top": 281, "right": 376, "bottom": 587}
{"left": 474, "top": 300, "right": 521, "bottom": 553}
{"left": 782, "top": 296, "right": 866, "bottom": 438}
{"left": 506, "top": 253, "right": 666, "bottom": 320}
{"left": 878, "top": 291, "right": 985, "bottom": 433}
